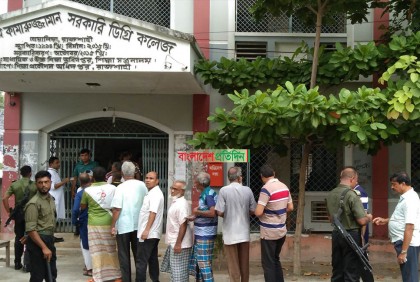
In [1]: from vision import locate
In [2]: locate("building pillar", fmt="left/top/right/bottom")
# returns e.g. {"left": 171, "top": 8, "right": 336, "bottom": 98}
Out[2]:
{"left": 194, "top": 0, "right": 210, "bottom": 59}
{"left": 371, "top": 1, "right": 390, "bottom": 239}
{"left": 1, "top": 93, "right": 21, "bottom": 232}
{"left": 191, "top": 94, "right": 210, "bottom": 208}
{"left": 372, "top": 145, "right": 389, "bottom": 238}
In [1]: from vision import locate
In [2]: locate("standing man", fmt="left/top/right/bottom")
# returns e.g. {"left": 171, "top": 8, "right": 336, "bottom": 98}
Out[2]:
{"left": 2, "top": 165, "right": 37, "bottom": 270}
{"left": 47, "top": 156, "right": 69, "bottom": 243}
{"left": 136, "top": 171, "right": 164, "bottom": 282}
{"left": 215, "top": 166, "right": 256, "bottom": 282}
{"left": 354, "top": 180, "right": 374, "bottom": 282}
{"left": 254, "top": 165, "right": 293, "bottom": 282}
{"left": 326, "top": 167, "right": 372, "bottom": 282}
{"left": 373, "top": 172, "right": 420, "bottom": 282}
{"left": 24, "top": 170, "right": 57, "bottom": 281}
{"left": 71, "top": 148, "right": 98, "bottom": 198}
{"left": 111, "top": 161, "right": 147, "bottom": 282}
{"left": 80, "top": 167, "right": 121, "bottom": 282}
{"left": 161, "top": 180, "right": 193, "bottom": 282}
{"left": 189, "top": 172, "right": 218, "bottom": 282}
{"left": 72, "top": 173, "right": 92, "bottom": 276}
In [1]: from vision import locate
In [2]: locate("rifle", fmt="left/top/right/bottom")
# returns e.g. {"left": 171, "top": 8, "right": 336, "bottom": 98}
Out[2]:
{"left": 4, "top": 183, "right": 32, "bottom": 227}
{"left": 331, "top": 189, "right": 373, "bottom": 273}
{"left": 46, "top": 258, "right": 53, "bottom": 282}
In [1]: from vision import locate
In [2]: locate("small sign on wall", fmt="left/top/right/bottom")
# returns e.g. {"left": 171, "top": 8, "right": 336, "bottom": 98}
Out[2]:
{"left": 208, "top": 162, "right": 224, "bottom": 187}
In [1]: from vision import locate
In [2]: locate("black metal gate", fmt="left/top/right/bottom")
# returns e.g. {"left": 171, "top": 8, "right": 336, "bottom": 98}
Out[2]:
{"left": 49, "top": 117, "right": 169, "bottom": 232}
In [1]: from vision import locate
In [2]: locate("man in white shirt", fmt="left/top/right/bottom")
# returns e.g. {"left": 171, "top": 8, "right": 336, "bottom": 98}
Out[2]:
{"left": 47, "top": 156, "right": 69, "bottom": 243}
{"left": 215, "top": 166, "right": 256, "bottom": 282}
{"left": 373, "top": 172, "right": 420, "bottom": 282}
{"left": 136, "top": 171, "right": 164, "bottom": 282}
{"left": 161, "top": 180, "right": 193, "bottom": 281}
{"left": 111, "top": 162, "right": 147, "bottom": 282}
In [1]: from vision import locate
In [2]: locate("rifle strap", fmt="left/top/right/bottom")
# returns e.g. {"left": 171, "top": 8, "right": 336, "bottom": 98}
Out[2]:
{"left": 337, "top": 188, "right": 351, "bottom": 220}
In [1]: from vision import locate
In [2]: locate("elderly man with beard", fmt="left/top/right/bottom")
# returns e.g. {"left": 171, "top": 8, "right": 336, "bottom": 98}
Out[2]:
{"left": 24, "top": 170, "right": 58, "bottom": 282}
{"left": 161, "top": 180, "right": 193, "bottom": 281}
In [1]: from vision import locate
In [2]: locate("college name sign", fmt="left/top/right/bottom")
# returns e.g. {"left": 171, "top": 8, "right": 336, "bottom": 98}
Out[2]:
{"left": 177, "top": 149, "right": 250, "bottom": 163}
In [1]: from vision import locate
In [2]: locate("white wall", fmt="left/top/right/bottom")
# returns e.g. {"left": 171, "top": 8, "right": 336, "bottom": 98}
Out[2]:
{"left": 21, "top": 93, "right": 193, "bottom": 132}
{"left": 0, "top": 0, "right": 7, "bottom": 14}
{"left": 171, "top": 0, "right": 193, "bottom": 34}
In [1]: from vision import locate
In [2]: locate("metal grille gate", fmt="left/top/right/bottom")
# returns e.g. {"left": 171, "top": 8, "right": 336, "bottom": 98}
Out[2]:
{"left": 49, "top": 118, "right": 169, "bottom": 232}
{"left": 237, "top": 143, "right": 343, "bottom": 233}
{"left": 236, "top": 0, "right": 346, "bottom": 33}
{"left": 69, "top": 0, "right": 171, "bottom": 28}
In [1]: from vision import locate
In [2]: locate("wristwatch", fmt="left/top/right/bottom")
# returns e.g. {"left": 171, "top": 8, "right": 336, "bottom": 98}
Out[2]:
{"left": 401, "top": 249, "right": 407, "bottom": 254}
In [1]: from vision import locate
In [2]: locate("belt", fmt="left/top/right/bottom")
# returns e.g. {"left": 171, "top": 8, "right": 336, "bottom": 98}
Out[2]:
{"left": 38, "top": 230, "right": 54, "bottom": 236}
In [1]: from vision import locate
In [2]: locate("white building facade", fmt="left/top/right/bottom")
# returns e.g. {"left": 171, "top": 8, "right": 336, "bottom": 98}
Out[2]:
{"left": 0, "top": 0, "right": 418, "bottom": 236}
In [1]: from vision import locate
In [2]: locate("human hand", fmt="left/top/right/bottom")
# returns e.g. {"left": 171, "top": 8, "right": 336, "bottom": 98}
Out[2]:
{"left": 111, "top": 227, "right": 117, "bottom": 237}
{"left": 186, "top": 215, "right": 196, "bottom": 221}
{"left": 19, "top": 235, "right": 27, "bottom": 245}
{"left": 372, "top": 217, "right": 386, "bottom": 225}
{"left": 141, "top": 230, "right": 149, "bottom": 240}
{"left": 42, "top": 246, "right": 52, "bottom": 262}
{"left": 63, "top": 178, "right": 70, "bottom": 183}
{"left": 173, "top": 243, "right": 182, "bottom": 254}
{"left": 397, "top": 253, "right": 407, "bottom": 265}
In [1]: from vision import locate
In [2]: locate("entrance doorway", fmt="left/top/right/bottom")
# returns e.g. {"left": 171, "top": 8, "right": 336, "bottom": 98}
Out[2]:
{"left": 49, "top": 117, "right": 169, "bottom": 232}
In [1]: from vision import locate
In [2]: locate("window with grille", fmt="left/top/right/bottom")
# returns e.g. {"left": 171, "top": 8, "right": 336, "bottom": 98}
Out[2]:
{"left": 69, "top": 0, "right": 170, "bottom": 28}
{"left": 235, "top": 41, "right": 267, "bottom": 60}
{"left": 236, "top": 0, "right": 346, "bottom": 33}
{"left": 311, "top": 201, "right": 329, "bottom": 222}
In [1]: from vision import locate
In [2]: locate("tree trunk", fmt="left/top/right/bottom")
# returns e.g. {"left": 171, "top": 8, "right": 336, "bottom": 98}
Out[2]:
{"left": 310, "top": 2, "right": 325, "bottom": 89}
{"left": 292, "top": 142, "right": 312, "bottom": 275}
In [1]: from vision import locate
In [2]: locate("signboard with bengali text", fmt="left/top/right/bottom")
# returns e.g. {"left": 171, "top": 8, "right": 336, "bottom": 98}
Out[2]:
{"left": 177, "top": 149, "right": 250, "bottom": 163}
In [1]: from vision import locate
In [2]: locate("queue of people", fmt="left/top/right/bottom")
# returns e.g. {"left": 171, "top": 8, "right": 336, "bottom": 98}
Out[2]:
{"left": 2, "top": 149, "right": 420, "bottom": 282}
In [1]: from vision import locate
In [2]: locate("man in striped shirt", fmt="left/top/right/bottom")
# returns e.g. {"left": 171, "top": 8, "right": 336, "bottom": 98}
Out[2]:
{"left": 255, "top": 165, "right": 293, "bottom": 282}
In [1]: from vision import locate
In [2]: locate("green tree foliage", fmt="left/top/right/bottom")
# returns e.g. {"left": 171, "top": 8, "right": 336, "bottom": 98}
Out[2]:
{"left": 195, "top": 31, "right": 420, "bottom": 95}
{"left": 190, "top": 56, "right": 419, "bottom": 275}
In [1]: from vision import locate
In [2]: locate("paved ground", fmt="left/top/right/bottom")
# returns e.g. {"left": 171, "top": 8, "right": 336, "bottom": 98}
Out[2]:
{"left": 0, "top": 233, "right": 403, "bottom": 281}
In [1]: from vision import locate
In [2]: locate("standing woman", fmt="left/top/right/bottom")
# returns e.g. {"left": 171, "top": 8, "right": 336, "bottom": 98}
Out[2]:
{"left": 81, "top": 167, "right": 122, "bottom": 282}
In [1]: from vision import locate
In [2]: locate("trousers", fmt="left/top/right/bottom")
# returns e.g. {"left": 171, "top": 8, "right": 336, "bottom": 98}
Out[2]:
{"left": 260, "top": 236, "right": 286, "bottom": 282}
{"left": 394, "top": 240, "right": 420, "bottom": 282}
{"left": 331, "top": 229, "right": 362, "bottom": 282}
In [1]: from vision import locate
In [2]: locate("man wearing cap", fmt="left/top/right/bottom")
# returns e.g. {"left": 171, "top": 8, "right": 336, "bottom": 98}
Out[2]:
{"left": 161, "top": 180, "right": 193, "bottom": 281}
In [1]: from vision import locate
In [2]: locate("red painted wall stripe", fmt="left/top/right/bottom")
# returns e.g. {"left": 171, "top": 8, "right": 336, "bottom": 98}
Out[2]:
{"left": 371, "top": 2, "right": 390, "bottom": 239}
{"left": 2, "top": 93, "right": 22, "bottom": 232}
{"left": 194, "top": 0, "right": 210, "bottom": 59}
{"left": 8, "top": 0, "right": 23, "bottom": 12}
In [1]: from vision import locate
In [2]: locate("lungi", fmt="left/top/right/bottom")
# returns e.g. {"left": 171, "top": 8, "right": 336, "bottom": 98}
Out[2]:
{"left": 161, "top": 245, "right": 191, "bottom": 282}
{"left": 189, "top": 239, "right": 215, "bottom": 282}
{"left": 88, "top": 225, "right": 121, "bottom": 282}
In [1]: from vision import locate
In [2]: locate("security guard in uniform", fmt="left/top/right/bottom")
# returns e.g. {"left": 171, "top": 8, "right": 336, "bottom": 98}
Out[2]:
{"left": 326, "top": 167, "right": 372, "bottom": 282}
{"left": 25, "top": 170, "right": 57, "bottom": 282}
{"left": 2, "top": 165, "right": 37, "bottom": 270}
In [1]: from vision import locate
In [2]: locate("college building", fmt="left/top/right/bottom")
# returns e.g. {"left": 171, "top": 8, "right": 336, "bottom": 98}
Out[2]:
{"left": 1, "top": 0, "right": 419, "bottom": 237}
